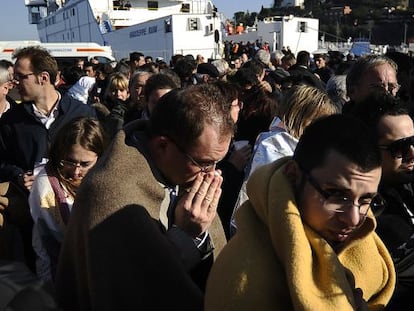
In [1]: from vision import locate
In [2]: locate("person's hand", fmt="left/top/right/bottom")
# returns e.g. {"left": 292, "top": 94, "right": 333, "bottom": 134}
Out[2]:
{"left": 258, "top": 80, "right": 272, "bottom": 93}
{"left": 175, "top": 170, "right": 223, "bottom": 238}
{"left": 228, "top": 145, "right": 252, "bottom": 172}
{"left": 18, "top": 171, "right": 35, "bottom": 192}
{"left": 92, "top": 96, "right": 101, "bottom": 104}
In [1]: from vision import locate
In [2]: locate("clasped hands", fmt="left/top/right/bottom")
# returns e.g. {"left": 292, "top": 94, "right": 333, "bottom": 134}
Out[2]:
{"left": 174, "top": 170, "right": 223, "bottom": 238}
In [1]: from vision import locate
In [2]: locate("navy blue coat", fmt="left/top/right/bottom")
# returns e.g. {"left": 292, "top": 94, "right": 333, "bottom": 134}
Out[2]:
{"left": 0, "top": 94, "right": 96, "bottom": 184}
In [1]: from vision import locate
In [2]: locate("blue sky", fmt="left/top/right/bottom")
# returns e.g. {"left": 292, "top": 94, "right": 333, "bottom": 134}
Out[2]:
{"left": 0, "top": 0, "right": 39, "bottom": 40}
{"left": 214, "top": 1, "right": 271, "bottom": 19}
{"left": 0, "top": 0, "right": 271, "bottom": 41}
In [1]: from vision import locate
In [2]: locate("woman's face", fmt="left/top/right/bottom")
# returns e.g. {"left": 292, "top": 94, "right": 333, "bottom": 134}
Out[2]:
{"left": 111, "top": 88, "right": 129, "bottom": 101}
{"left": 59, "top": 144, "right": 98, "bottom": 187}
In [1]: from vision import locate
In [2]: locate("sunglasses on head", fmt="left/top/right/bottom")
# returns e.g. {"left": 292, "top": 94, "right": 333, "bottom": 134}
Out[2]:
{"left": 378, "top": 135, "right": 414, "bottom": 159}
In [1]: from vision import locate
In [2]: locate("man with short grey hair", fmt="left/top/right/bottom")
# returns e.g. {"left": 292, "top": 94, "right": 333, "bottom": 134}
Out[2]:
{"left": 346, "top": 54, "right": 399, "bottom": 104}
{"left": 326, "top": 74, "right": 348, "bottom": 110}
{"left": 270, "top": 50, "right": 284, "bottom": 69}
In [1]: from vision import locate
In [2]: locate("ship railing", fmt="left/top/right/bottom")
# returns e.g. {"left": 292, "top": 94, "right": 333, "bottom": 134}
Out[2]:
{"left": 174, "top": 47, "right": 219, "bottom": 59}
{"left": 113, "top": 49, "right": 170, "bottom": 61}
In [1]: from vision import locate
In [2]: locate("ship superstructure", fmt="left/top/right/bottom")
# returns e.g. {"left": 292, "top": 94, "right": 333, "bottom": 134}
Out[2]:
{"left": 25, "top": 0, "right": 223, "bottom": 61}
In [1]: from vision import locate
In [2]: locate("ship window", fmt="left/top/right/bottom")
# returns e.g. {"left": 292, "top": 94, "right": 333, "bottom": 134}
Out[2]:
{"left": 148, "top": 1, "right": 158, "bottom": 10}
{"left": 188, "top": 18, "right": 200, "bottom": 31}
{"left": 298, "top": 21, "right": 307, "bottom": 33}
{"left": 165, "top": 18, "right": 172, "bottom": 33}
{"left": 181, "top": 4, "right": 190, "bottom": 12}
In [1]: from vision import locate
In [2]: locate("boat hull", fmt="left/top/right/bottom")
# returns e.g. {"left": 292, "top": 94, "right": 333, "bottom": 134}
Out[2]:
{"left": 33, "top": 0, "right": 223, "bottom": 61}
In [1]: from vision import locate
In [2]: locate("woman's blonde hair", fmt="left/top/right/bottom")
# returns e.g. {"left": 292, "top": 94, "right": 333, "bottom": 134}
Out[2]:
{"left": 106, "top": 72, "right": 129, "bottom": 94}
{"left": 282, "top": 84, "right": 338, "bottom": 139}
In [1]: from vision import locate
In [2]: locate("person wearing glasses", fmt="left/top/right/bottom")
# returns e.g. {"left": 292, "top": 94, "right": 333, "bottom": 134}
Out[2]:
{"left": 28, "top": 117, "right": 107, "bottom": 283}
{"left": 205, "top": 114, "right": 395, "bottom": 311}
{"left": 0, "top": 46, "right": 96, "bottom": 192}
{"left": 54, "top": 84, "right": 235, "bottom": 310}
{"left": 0, "top": 46, "right": 96, "bottom": 272}
{"left": 230, "top": 84, "right": 338, "bottom": 237}
{"left": 344, "top": 54, "right": 400, "bottom": 114}
{"left": 349, "top": 93, "right": 414, "bottom": 309}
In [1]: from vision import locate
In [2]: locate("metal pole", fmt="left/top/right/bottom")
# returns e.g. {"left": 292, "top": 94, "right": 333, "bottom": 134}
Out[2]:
{"left": 404, "top": 23, "right": 408, "bottom": 46}
{"left": 272, "top": 31, "right": 276, "bottom": 51}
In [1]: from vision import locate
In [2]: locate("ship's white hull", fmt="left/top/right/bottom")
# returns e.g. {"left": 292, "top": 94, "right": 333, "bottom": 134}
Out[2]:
{"left": 31, "top": 0, "right": 223, "bottom": 61}
{"left": 101, "top": 14, "right": 222, "bottom": 61}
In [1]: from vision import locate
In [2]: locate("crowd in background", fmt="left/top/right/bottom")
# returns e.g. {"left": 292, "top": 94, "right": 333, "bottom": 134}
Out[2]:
{"left": 0, "top": 42, "right": 413, "bottom": 310}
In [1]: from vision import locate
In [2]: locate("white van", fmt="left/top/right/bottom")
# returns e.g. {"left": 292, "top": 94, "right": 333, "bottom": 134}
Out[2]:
{"left": 0, "top": 40, "right": 116, "bottom": 67}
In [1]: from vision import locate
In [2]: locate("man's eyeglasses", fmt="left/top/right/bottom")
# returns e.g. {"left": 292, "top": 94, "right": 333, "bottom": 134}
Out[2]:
{"left": 166, "top": 136, "right": 219, "bottom": 173}
{"left": 302, "top": 169, "right": 384, "bottom": 216}
{"left": 369, "top": 82, "right": 400, "bottom": 95}
{"left": 378, "top": 135, "right": 414, "bottom": 159}
{"left": 59, "top": 159, "right": 95, "bottom": 171}
{"left": 13, "top": 72, "right": 35, "bottom": 82}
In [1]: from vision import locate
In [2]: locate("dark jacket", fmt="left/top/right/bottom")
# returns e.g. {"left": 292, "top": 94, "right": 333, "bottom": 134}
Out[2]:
{"left": 377, "top": 183, "right": 414, "bottom": 310}
{"left": 103, "top": 99, "right": 143, "bottom": 139}
{"left": 0, "top": 94, "right": 96, "bottom": 184}
{"left": 216, "top": 144, "right": 246, "bottom": 240}
{"left": 288, "top": 64, "right": 325, "bottom": 90}
{"left": 313, "top": 66, "right": 334, "bottom": 84}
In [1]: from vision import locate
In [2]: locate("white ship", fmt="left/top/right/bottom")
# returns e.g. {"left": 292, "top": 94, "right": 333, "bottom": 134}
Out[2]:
{"left": 25, "top": 0, "right": 224, "bottom": 62}
{"left": 225, "top": 16, "right": 319, "bottom": 56}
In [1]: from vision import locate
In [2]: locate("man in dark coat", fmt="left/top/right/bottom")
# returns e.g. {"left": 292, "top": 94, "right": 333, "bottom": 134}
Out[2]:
{"left": 288, "top": 50, "right": 325, "bottom": 90}
{"left": 350, "top": 93, "right": 414, "bottom": 309}
{"left": 0, "top": 46, "right": 96, "bottom": 192}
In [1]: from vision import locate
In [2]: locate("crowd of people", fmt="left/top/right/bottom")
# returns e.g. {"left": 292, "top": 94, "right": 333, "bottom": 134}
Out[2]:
{"left": 0, "top": 42, "right": 413, "bottom": 310}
